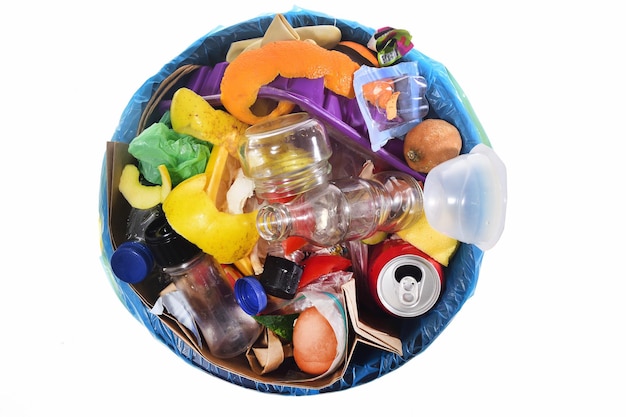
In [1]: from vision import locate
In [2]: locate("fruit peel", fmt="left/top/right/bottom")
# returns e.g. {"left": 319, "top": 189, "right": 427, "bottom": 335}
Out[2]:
{"left": 163, "top": 172, "right": 259, "bottom": 264}
{"left": 119, "top": 164, "right": 163, "bottom": 209}
{"left": 170, "top": 87, "right": 249, "bottom": 158}
{"left": 220, "top": 40, "right": 360, "bottom": 125}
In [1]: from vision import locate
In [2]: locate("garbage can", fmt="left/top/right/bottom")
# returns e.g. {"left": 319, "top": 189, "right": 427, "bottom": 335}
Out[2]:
{"left": 99, "top": 7, "right": 496, "bottom": 395}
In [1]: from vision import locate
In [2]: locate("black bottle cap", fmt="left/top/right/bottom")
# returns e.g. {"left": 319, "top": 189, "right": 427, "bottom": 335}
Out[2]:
{"left": 144, "top": 215, "right": 201, "bottom": 267}
{"left": 259, "top": 255, "right": 303, "bottom": 299}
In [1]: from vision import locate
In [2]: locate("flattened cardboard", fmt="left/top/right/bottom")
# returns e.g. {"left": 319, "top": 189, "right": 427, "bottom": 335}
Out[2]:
{"left": 342, "top": 278, "right": 403, "bottom": 355}
{"left": 106, "top": 141, "right": 135, "bottom": 250}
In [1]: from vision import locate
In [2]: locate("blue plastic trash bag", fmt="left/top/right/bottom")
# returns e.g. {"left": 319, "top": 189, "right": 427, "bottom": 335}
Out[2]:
{"left": 99, "top": 7, "right": 489, "bottom": 395}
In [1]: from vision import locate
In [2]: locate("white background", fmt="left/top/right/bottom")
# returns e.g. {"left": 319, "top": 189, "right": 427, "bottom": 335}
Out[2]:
{"left": 2, "top": 1, "right": 624, "bottom": 415}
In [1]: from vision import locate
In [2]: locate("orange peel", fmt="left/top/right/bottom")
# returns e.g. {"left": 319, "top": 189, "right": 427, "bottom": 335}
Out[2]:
{"left": 220, "top": 40, "right": 360, "bottom": 125}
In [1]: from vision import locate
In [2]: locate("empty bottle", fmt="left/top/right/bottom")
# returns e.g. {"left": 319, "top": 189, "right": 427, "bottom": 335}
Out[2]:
{"left": 256, "top": 171, "right": 424, "bottom": 248}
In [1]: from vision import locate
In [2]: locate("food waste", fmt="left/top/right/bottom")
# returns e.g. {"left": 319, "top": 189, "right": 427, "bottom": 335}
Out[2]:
{"left": 114, "top": 14, "right": 465, "bottom": 378}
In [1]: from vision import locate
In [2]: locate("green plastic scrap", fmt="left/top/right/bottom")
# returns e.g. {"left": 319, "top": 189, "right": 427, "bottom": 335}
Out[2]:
{"left": 128, "top": 112, "right": 212, "bottom": 187}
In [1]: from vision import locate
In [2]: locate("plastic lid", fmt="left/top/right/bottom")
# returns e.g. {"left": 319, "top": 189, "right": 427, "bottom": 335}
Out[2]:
{"left": 144, "top": 216, "right": 201, "bottom": 267}
{"left": 110, "top": 241, "right": 154, "bottom": 284}
{"left": 423, "top": 143, "right": 507, "bottom": 251}
{"left": 234, "top": 276, "right": 268, "bottom": 315}
{"left": 259, "top": 255, "right": 303, "bottom": 299}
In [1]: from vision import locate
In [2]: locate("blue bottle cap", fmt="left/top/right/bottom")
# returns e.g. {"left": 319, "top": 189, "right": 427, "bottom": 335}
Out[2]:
{"left": 234, "top": 276, "right": 268, "bottom": 316}
{"left": 110, "top": 241, "right": 155, "bottom": 284}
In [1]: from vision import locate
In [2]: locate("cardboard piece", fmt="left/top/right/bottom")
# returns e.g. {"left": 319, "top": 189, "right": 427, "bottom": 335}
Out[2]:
{"left": 342, "top": 278, "right": 403, "bottom": 356}
{"left": 246, "top": 328, "right": 291, "bottom": 375}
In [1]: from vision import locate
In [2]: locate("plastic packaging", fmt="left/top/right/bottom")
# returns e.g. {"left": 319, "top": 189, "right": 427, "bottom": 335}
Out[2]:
{"left": 144, "top": 215, "right": 262, "bottom": 358}
{"left": 367, "top": 27, "right": 414, "bottom": 66}
{"left": 353, "top": 61, "right": 429, "bottom": 151}
{"left": 258, "top": 255, "right": 303, "bottom": 299}
{"left": 240, "top": 112, "right": 332, "bottom": 202}
{"left": 256, "top": 171, "right": 423, "bottom": 247}
{"left": 127, "top": 115, "right": 211, "bottom": 187}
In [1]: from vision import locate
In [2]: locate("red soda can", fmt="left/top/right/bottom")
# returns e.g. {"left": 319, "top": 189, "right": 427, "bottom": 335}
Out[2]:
{"left": 366, "top": 239, "right": 444, "bottom": 318}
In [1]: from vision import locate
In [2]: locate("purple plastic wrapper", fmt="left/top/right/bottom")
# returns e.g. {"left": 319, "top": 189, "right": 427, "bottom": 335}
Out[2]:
{"left": 157, "top": 64, "right": 426, "bottom": 181}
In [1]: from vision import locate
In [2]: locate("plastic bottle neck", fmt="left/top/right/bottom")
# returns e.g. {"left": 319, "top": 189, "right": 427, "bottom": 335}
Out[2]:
{"left": 257, "top": 204, "right": 294, "bottom": 242}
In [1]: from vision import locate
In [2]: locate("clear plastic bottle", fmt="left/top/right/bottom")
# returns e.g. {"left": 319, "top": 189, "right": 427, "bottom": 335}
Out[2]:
{"left": 144, "top": 216, "right": 262, "bottom": 358}
{"left": 110, "top": 205, "right": 164, "bottom": 284}
{"left": 256, "top": 171, "right": 424, "bottom": 248}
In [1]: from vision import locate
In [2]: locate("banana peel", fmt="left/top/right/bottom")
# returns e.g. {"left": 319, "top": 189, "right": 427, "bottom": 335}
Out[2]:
{"left": 162, "top": 144, "right": 259, "bottom": 265}
{"left": 170, "top": 87, "right": 249, "bottom": 159}
{"left": 396, "top": 214, "right": 459, "bottom": 267}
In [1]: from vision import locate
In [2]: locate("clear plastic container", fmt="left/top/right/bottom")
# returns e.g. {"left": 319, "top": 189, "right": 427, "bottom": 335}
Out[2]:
{"left": 239, "top": 112, "right": 333, "bottom": 202}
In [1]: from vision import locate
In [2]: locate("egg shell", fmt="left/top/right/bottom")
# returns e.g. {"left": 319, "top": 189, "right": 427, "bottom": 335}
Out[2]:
{"left": 292, "top": 307, "right": 338, "bottom": 376}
